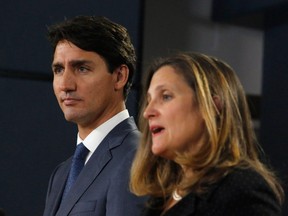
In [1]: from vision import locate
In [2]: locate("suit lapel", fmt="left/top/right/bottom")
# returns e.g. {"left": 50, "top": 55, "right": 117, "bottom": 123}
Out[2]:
{"left": 56, "top": 117, "right": 136, "bottom": 215}
{"left": 56, "top": 139, "right": 112, "bottom": 216}
{"left": 46, "top": 160, "right": 71, "bottom": 216}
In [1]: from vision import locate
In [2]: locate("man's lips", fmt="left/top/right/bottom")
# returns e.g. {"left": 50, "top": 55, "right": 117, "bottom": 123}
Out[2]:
{"left": 61, "top": 97, "right": 81, "bottom": 106}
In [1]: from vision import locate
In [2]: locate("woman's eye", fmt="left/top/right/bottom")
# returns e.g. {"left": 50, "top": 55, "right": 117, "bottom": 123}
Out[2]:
{"left": 163, "top": 94, "right": 172, "bottom": 101}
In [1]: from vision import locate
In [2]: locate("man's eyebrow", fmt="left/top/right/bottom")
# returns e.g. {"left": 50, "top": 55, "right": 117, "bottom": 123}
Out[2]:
{"left": 70, "top": 60, "right": 93, "bottom": 67}
{"left": 51, "top": 60, "right": 93, "bottom": 68}
{"left": 51, "top": 62, "right": 62, "bottom": 67}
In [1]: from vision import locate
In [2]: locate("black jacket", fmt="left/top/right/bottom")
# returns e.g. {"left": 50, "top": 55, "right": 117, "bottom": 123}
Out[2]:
{"left": 142, "top": 168, "right": 282, "bottom": 216}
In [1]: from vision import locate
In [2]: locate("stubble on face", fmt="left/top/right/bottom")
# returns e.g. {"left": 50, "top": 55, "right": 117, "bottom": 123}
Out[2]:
{"left": 52, "top": 41, "right": 121, "bottom": 137}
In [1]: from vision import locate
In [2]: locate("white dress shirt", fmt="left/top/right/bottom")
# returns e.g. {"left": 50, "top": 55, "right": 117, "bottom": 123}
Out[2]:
{"left": 76, "top": 109, "right": 130, "bottom": 163}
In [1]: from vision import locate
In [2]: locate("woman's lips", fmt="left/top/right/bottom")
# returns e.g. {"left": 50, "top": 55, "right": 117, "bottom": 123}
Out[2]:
{"left": 150, "top": 125, "right": 165, "bottom": 136}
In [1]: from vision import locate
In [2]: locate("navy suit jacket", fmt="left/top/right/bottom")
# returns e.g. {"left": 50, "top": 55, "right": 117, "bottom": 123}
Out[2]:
{"left": 43, "top": 117, "right": 146, "bottom": 216}
{"left": 142, "top": 168, "right": 282, "bottom": 216}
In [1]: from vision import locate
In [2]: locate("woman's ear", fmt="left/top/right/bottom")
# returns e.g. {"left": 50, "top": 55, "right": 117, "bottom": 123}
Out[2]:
{"left": 213, "top": 95, "right": 222, "bottom": 115}
{"left": 114, "top": 64, "right": 129, "bottom": 90}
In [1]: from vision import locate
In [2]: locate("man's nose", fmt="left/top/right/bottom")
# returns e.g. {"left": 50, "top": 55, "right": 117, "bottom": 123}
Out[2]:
{"left": 59, "top": 70, "right": 76, "bottom": 92}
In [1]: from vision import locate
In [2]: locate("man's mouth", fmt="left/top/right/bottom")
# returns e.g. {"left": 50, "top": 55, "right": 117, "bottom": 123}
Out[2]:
{"left": 62, "top": 97, "right": 81, "bottom": 105}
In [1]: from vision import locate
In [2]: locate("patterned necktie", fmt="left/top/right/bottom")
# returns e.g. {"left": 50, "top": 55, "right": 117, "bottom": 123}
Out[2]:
{"left": 62, "top": 143, "right": 89, "bottom": 199}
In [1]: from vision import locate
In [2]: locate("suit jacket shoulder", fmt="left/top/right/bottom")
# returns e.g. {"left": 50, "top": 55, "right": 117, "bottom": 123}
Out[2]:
{"left": 44, "top": 117, "right": 147, "bottom": 216}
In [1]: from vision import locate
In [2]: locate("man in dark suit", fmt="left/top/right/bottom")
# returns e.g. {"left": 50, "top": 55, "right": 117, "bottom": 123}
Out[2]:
{"left": 43, "top": 16, "right": 146, "bottom": 216}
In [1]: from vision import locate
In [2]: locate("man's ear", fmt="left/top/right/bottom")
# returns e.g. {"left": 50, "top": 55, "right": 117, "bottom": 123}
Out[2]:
{"left": 113, "top": 64, "right": 129, "bottom": 90}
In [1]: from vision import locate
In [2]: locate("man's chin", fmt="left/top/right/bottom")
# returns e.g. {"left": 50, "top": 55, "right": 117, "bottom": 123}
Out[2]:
{"left": 63, "top": 113, "right": 79, "bottom": 123}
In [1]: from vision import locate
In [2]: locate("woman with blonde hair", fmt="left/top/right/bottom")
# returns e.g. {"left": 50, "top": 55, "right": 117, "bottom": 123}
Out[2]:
{"left": 130, "top": 53, "right": 284, "bottom": 215}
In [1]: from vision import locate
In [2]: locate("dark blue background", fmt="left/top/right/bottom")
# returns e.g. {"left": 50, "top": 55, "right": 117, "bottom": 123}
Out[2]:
{"left": 213, "top": 0, "right": 288, "bottom": 214}
{"left": 1, "top": 0, "right": 288, "bottom": 215}
{"left": 0, "top": 0, "right": 143, "bottom": 215}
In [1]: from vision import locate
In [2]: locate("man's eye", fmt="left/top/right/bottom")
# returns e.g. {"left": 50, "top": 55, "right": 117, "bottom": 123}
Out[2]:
{"left": 78, "top": 66, "right": 89, "bottom": 73}
{"left": 53, "top": 67, "right": 63, "bottom": 74}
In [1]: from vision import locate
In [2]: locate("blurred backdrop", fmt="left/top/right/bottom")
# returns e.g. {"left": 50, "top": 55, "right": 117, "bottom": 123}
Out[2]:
{"left": 0, "top": 0, "right": 287, "bottom": 215}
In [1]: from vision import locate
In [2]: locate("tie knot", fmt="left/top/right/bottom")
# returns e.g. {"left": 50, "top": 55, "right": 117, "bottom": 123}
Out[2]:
{"left": 74, "top": 143, "right": 89, "bottom": 160}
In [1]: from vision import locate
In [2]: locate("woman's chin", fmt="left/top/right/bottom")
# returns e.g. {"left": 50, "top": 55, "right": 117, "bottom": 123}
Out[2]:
{"left": 151, "top": 145, "right": 173, "bottom": 159}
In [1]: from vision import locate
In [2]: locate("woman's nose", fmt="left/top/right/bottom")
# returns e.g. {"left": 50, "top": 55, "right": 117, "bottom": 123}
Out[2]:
{"left": 143, "top": 100, "right": 158, "bottom": 119}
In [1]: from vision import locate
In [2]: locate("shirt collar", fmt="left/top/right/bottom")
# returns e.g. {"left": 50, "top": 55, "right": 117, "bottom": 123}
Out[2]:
{"left": 76, "top": 109, "right": 129, "bottom": 156}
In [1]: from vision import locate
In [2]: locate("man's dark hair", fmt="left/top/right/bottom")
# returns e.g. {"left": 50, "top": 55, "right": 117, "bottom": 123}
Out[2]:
{"left": 47, "top": 15, "right": 136, "bottom": 99}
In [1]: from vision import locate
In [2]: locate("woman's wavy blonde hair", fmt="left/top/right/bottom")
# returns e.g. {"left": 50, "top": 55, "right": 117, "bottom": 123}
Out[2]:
{"left": 130, "top": 52, "right": 284, "bottom": 204}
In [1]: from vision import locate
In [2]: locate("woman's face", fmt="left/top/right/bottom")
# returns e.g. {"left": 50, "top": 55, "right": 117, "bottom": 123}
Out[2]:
{"left": 143, "top": 66, "right": 206, "bottom": 160}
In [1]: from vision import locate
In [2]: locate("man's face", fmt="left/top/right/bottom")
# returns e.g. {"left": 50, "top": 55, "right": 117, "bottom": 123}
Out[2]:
{"left": 52, "top": 40, "right": 120, "bottom": 133}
